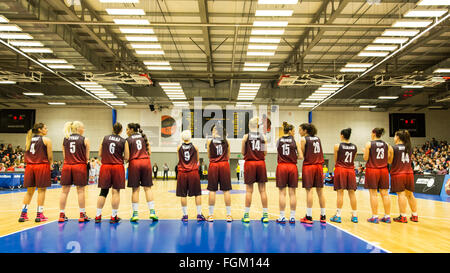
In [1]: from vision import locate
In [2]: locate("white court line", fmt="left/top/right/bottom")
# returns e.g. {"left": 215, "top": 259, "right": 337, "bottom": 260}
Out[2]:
{"left": 0, "top": 220, "right": 57, "bottom": 238}
{"left": 327, "top": 222, "right": 392, "bottom": 253}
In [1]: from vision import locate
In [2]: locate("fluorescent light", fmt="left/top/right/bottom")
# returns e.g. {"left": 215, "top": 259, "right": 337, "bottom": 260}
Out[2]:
{"left": 248, "top": 44, "right": 277, "bottom": 50}
{"left": 358, "top": 51, "right": 389, "bottom": 57}
{"left": 38, "top": 59, "right": 67, "bottom": 64}
{"left": 113, "top": 19, "right": 150, "bottom": 25}
{"left": 258, "top": 0, "right": 298, "bottom": 4}
{"left": 255, "top": 10, "right": 294, "bottom": 16}
{"left": 21, "top": 47, "right": 53, "bottom": 53}
{"left": 120, "top": 28, "right": 154, "bottom": 34}
{"left": 364, "top": 45, "right": 398, "bottom": 51}
{"left": 401, "top": 85, "right": 424, "bottom": 88}
{"left": 249, "top": 37, "right": 281, "bottom": 43}
{"left": 75, "top": 81, "right": 98, "bottom": 85}
{"left": 253, "top": 21, "right": 289, "bottom": 27}
{"left": 147, "top": 66, "right": 172, "bottom": 70}
{"left": 100, "top": 0, "right": 139, "bottom": 2}
{"left": 48, "top": 102, "right": 66, "bottom": 105}
{"left": 321, "top": 84, "right": 343, "bottom": 88}
{"left": 130, "top": 44, "right": 161, "bottom": 49}
{"left": 247, "top": 51, "right": 275, "bottom": 56}
{"left": 144, "top": 61, "right": 170, "bottom": 65}
{"left": 97, "top": 95, "right": 117, "bottom": 98}
{"left": 392, "top": 20, "right": 432, "bottom": 28}
{"left": 106, "top": 9, "right": 145, "bottom": 15}
{"left": 90, "top": 91, "right": 112, "bottom": 94}
{"left": 9, "top": 41, "right": 43, "bottom": 47}
{"left": 314, "top": 91, "right": 335, "bottom": 94}
{"left": 305, "top": 98, "right": 325, "bottom": 101}
{"left": 23, "top": 92, "right": 44, "bottom": 96}
{"left": 299, "top": 103, "right": 317, "bottom": 106}
{"left": 373, "top": 37, "right": 409, "bottom": 44}
{"left": 135, "top": 50, "right": 164, "bottom": 55}
{"left": 159, "top": 82, "right": 181, "bottom": 86}
{"left": 378, "top": 96, "right": 399, "bottom": 99}
{"left": 417, "top": 0, "right": 450, "bottom": 6}
{"left": 0, "top": 33, "right": 33, "bottom": 39}
{"left": 317, "top": 87, "right": 339, "bottom": 91}
{"left": 360, "top": 105, "right": 376, "bottom": 108}
{"left": 239, "top": 87, "right": 260, "bottom": 90}
{"left": 241, "top": 83, "right": 261, "bottom": 87}
{"left": 0, "top": 25, "right": 22, "bottom": 32}
{"left": 345, "top": 63, "right": 373, "bottom": 68}
{"left": 107, "top": 101, "right": 124, "bottom": 104}
{"left": 0, "top": 15, "right": 9, "bottom": 23}
{"left": 47, "top": 64, "right": 75, "bottom": 69}
{"left": 244, "top": 62, "right": 270, "bottom": 67}
{"left": 251, "top": 29, "right": 284, "bottom": 35}
{"left": 433, "top": 68, "right": 450, "bottom": 73}
{"left": 340, "top": 68, "right": 367, "bottom": 72}
{"left": 404, "top": 9, "right": 448, "bottom": 18}
{"left": 382, "top": 29, "right": 420, "bottom": 36}
{"left": 126, "top": 36, "right": 158, "bottom": 42}
{"left": 0, "top": 81, "right": 16, "bottom": 84}
{"left": 86, "top": 88, "right": 108, "bottom": 91}
{"left": 243, "top": 67, "right": 268, "bottom": 71}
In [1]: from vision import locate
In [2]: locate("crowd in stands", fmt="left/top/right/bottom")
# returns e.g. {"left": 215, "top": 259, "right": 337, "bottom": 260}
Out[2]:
{"left": 0, "top": 144, "right": 25, "bottom": 172}
{"left": 412, "top": 138, "right": 449, "bottom": 175}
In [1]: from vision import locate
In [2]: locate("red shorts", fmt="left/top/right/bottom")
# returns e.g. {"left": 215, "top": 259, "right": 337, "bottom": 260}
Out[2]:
{"left": 334, "top": 166, "right": 357, "bottom": 191}
{"left": 23, "top": 163, "right": 51, "bottom": 188}
{"left": 302, "top": 164, "right": 323, "bottom": 188}
{"left": 276, "top": 163, "right": 298, "bottom": 188}
{"left": 61, "top": 164, "right": 88, "bottom": 186}
{"left": 127, "top": 158, "right": 153, "bottom": 188}
{"left": 208, "top": 161, "right": 232, "bottom": 191}
{"left": 244, "top": 160, "right": 268, "bottom": 184}
{"left": 390, "top": 173, "right": 414, "bottom": 193}
{"left": 99, "top": 164, "right": 125, "bottom": 190}
{"left": 364, "top": 167, "right": 390, "bottom": 190}
{"left": 177, "top": 169, "right": 201, "bottom": 197}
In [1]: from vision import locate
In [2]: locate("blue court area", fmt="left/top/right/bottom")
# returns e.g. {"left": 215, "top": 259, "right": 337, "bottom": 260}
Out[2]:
{"left": 0, "top": 220, "right": 387, "bottom": 253}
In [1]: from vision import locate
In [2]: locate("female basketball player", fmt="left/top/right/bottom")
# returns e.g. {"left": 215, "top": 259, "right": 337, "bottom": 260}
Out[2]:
{"left": 59, "top": 121, "right": 91, "bottom": 223}
{"left": 95, "top": 123, "right": 129, "bottom": 224}
{"left": 275, "top": 122, "right": 302, "bottom": 224}
{"left": 177, "top": 130, "right": 205, "bottom": 222}
{"left": 330, "top": 128, "right": 358, "bottom": 223}
{"left": 18, "top": 123, "right": 53, "bottom": 222}
{"left": 388, "top": 130, "right": 418, "bottom": 223}
{"left": 299, "top": 123, "right": 326, "bottom": 224}
{"left": 363, "top": 128, "right": 391, "bottom": 224}
{"left": 241, "top": 117, "right": 269, "bottom": 223}
{"left": 126, "top": 123, "right": 158, "bottom": 222}
{"left": 207, "top": 123, "right": 232, "bottom": 222}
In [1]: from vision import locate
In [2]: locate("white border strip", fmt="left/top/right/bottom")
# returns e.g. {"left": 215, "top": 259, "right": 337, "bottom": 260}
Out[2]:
{"left": 0, "top": 220, "right": 57, "bottom": 238}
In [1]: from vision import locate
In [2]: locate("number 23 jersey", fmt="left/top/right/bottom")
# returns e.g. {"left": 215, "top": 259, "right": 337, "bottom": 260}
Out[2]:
{"left": 127, "top": 133, "right": 149, "bottom": 161}
{"left": 366, "top": 140, "right": 388, "bottom": 169}
{"left": 178, "top": 143, "right": 198, "bottom": 172}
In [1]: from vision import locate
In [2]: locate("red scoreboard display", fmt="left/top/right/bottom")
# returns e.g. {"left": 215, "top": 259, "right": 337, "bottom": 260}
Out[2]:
{"left": 389, "top": 113, "right": 425, "bottom": 137}
{"left": 0, "top": 109, "right": 36, "bottom": 133}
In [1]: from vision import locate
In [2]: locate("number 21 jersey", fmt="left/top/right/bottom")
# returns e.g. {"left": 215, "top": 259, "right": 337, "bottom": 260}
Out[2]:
{"left": 127, "top": 133, "right": 149, "bottom": 161}
{"left": 335, "top": 143, "right": 357, "bottom": 169}
{"left": 366, "top": 140, "right": 388, "bottom": 169}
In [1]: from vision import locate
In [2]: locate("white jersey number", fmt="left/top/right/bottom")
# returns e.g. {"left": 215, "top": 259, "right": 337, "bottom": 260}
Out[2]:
{"left": 70, "top": 142, "right": 76, "bottom": 154}
{"left": 376, "top": 148, "right": 385, "bottom": 159}
{"left": 136, "top": 140, "right": 142, "bottom": 151}
{"left": 401, "top": 152, "right": 410, "bottom": 164}
{"left": 216, "top": 145, "right": 223, "bottom": 156}
{"left": 109, "top": 143, "right": 116, "bottom": 154}
{"left": 184, "top": 151, "right": 190, "bottom": 162}
{"left": 30, "top": 143, "right": 36, "bottom": 155}
{"left": 344, "top": 151, "right": 353, "bottom": 163}
{"left": 313, "top": 142, "right": 321, "bottom": 154}
{"left": 282, "top": 144, "right": 290, "bottom": 156}
{"left": 251, "top": 139, "right": 261, "bottom": 151}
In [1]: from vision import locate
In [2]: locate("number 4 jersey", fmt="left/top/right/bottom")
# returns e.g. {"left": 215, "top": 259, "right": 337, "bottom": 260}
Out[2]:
{"left": 25, "top": 135, "right": 49, "bottom": 164}
{"left": 127, "top": 133, "right": 149, "bottom": 161}
{"left": 63, "top": 134, "right": 86, "bottom": 164}
{"left": 101, "top": 134, "right": 126, "bottom": 164}
{"left": 366, "top": 140, "right": 388, "bottom": 169}
{"left": 390, "top": 144, "right": 413, "bottom": 175}
{"left": 335, "top": 143, "right": 357, "bottom": 169}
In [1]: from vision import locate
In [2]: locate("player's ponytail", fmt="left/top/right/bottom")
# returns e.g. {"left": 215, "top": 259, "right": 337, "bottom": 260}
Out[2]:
{"left": 112, "top": 122, "right": 122, "bottom": 135}
{"left": 26, "top": 123, "right": 45, "bottom": 151}
{"left": 139, "top": 127, "right": 150, "bottom": 154}
{"left": 63, "top": 121, "right": 73, "bottom": 139}
{"left": 340, "top": 128, "right": 352, "bottom": 140}
{"left": 396, "top": 130, "right": 411, "bottom": 154}
{"left": 283, "top": 122, "right": 294, "bottom": 134}
{"left": 372, "top": 127, "right": 385, "bottom": 138}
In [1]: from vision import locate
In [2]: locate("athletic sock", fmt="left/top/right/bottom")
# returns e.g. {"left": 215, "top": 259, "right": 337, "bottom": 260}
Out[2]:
{"left": 290, "top": 210, "right": 295, "bottom": 219}
{"left": 22, "top": 204, "right": 28, "bottom": 212}
{"left": 37, "top": 206, "right": 43, "bottom": 213}
{"left": 111, "top": 209, "right": 118, "bottom": 217}
{"left": 373, "top": 215, "right": 378, "bottom": 219}
{"left": 209, "top": 206, "right": 214, "bottom": 215}
{"left": 182, "top": 206, "right": 188, "bottom": 216}
{"left": 147, "top": 201, "right": 155, "bottom": 210}
{"left": 412, "top": 212, "right": 418, "bottom": 216}
{"left": 384, "top": 214, "right": 390, "bottom": 219}
{"left": 244, "top": 207, "right": 250, "bottom": 214}
{"left": 336, "top": 208, "right": 341, "bottom": 217}
{"left": 196, "top": 205, "right": 202, "bottom": 215}
{"left": 400, "top": 213, "right": 407, "bottom": 217}
{"left": 306, "top": 208, "right": 312, "bottom": 217}
{"left": 320, "top": 208, "right": 326, "bottom": 216}
{"left": 132, "top": 203, "right": 139, "bottom": 212}
{"left": 262, "top": 208, "right": 268, "bottom": 214}
{"left": 96, "top": 209, "right": 102, "bottom": 217}
{"left": 280, "top": 210, "right": 285, "bottom": 218}
{"left": 352, "top": 210, "right": 357, "bottom": 217}
{"left": 226, "top": 206, "right": 231, "bottom": 215}
{"left": 60, "top": 209, "right": 65, "bottom": 214}
{"left": 80, "top": 208, "right": 86, "bottom": 213}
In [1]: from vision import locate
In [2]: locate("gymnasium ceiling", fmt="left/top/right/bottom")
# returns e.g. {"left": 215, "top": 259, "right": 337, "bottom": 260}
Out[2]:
{"left": 0, "top": 0, "right": 449, "bottom": 111}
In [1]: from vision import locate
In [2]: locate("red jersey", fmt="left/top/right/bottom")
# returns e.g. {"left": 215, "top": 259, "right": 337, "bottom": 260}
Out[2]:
{"left": 127, "top": 133, "right": 149, "bottom": 161}
{"left": 244, "top": 132, "right": 266, "bottom": 161}
{"left": 303, "top": 136, "right": 324, "bottom": 165}
{"left": 178, "top": 143, "right": 198, "bottom": 172}
{"left": 277, "top": 135, "right": 298, "bottom": 164}
{"left": 366, "top": 140, "right": 388, "bottom": 169}
{"left": 25, "top": 135, "right": 49, "bottom": 164}
{"left": 63, "top": 134, "right": 86, "bottom": 165}
{"left": 209, "top": 138, "right": 229, "bottom": 163}
{"left": 335, "top": 143, "right": 357, "bottom": 169}
{"left": 101, "top": 134, "right": 126, "bottom": 165}
{"left": 390, "top": 144, "right": 413, "bottom": 175}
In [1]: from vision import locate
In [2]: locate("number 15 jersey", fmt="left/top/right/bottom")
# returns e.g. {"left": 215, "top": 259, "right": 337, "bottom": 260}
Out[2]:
{"left": 127, "top": 133, "right": 149, "bottom": 161}
{"left": 335, "top": 143, "right": 357, "bottom": 169}
{"left": 277, "top": 135, "right": 298, "bottom": 164}
{"left": 366, "top": 140, "right": 388, "bottom": 169}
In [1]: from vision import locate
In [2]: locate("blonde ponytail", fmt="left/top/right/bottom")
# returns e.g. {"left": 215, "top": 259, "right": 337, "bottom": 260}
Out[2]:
{"left": 63, "top": 121, "right": 73, "bottom": 139}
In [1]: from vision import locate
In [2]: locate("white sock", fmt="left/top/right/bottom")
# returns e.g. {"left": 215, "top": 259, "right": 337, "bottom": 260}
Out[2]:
{"left": 244, "top": 207, "right": 250, "bottom": 214}
{"left": 280, "top": 210, "right": 285, "bottom": 218}
{"left": 320, "top": 208, "right": 326, "bottom": 216}
{"left": 384, "top": 214, "right": 390, "bottom": 218}
{"left": 132, "top": 203, "right": 139, "bottom": 212}
{"left": 182, "top": 206, "right": 188, "bottom": 216}
{"left": 96, "top": 208, "right": 102, "bottom": 217}
{"left": 306, "top": 208, "right": 312, "bottom": 217}
{"left": 412, "top": 212, "right": 418, "bottom": 216}
{"left": 290, "top": 210, "right": 295, "bottom": 219}
{"left": 352, "top": 210, "right": 357, "bottom": 217}
{"left": 22, "top": 204, "right": 28, "bottom": 210}
{"left": 336, "top": 208, "right": 341, "bottom": 217}
{"left": 147, "top": 201, "right": 154, "bottom": 210}
{"left": 209, "top": 206, "right": 214, "bottom": 215}
{"left": 196, "top": 205, "right": 202, "bottom": 215}
{"left": 263, "top": 208, "right": 268, "bottom": 214}
{"left": 60, "top": 209, "right": 65, "bottom": 214}
{"left": 400, "top": 213, "right": 407, "bottom": 217}
{"left": 373, "top": 215, "right": 378, "bottom": 218}
{"left": 80, "top": 208, "right": 85, "bottom": 213}
{"left": 111, "top": 209, "right": 118, "bottom": 217}
{"left": 37, "top": 206, "right": 43, "bottom": 213}
{"left": 226, "top": 206, "right": 231, "bottom": 215}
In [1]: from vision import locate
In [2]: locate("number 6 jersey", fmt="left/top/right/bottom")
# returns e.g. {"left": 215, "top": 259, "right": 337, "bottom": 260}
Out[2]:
{"left": 366, "top": 140, "right": 388, "bottom": 169}
{"left": 335, "top": 143, "right": 357, "bottom": 169}
{"left": 101, "top": 134, "right": 126, "bottom": 164}
{"left": 127, "top": 133, "right": 149, "bottom": 161}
